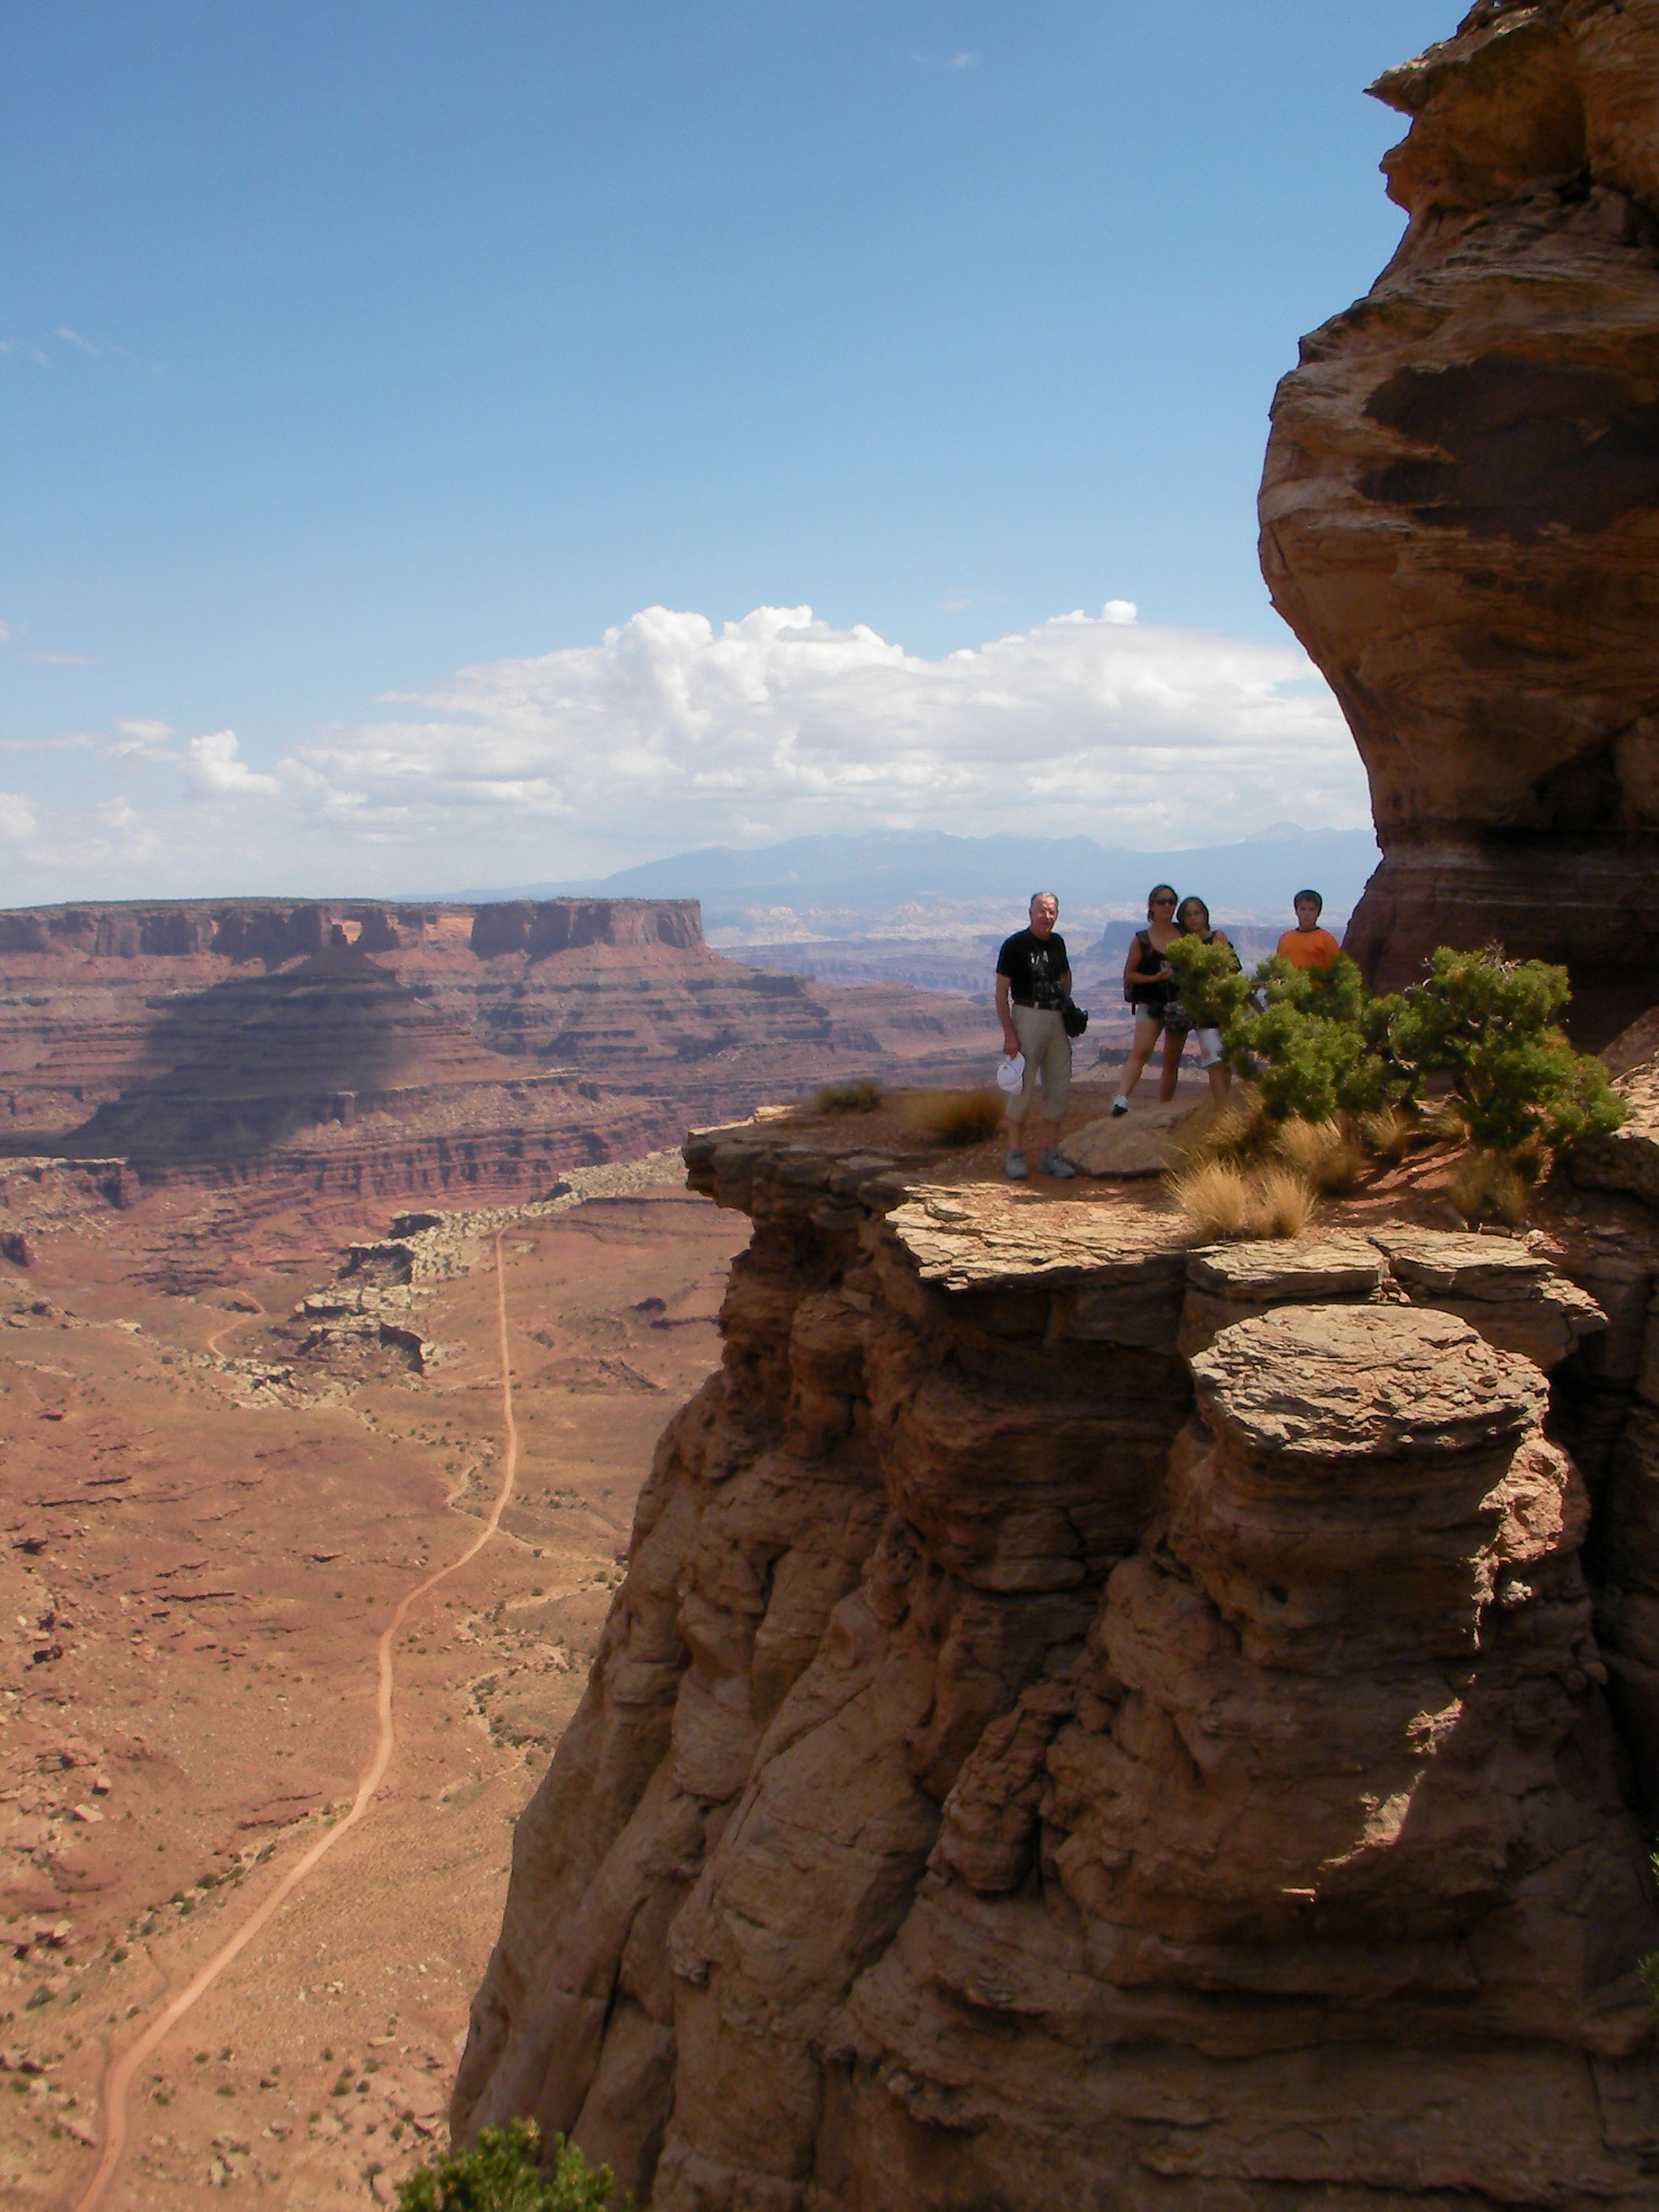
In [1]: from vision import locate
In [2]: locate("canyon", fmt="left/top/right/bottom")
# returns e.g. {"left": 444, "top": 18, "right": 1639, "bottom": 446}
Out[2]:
{"left": 1261, "top": 0, "right": 1659, "bottom": 1044}
{"left": 0, "top": 898, "right": 991, "bottom": 1222}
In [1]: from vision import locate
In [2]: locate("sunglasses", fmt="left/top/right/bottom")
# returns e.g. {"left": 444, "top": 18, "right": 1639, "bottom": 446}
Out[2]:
{"left": 1150, "top": 896, "right": 1176, "bottom": 906}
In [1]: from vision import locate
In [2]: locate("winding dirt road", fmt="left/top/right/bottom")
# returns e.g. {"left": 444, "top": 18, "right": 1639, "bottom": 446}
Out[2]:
{"left": 71, "top": 1234, "right": 521, "bottom": 2212}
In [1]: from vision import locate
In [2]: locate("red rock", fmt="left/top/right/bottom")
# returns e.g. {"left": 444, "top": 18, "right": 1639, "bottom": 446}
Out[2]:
{"left": 452, "top": 1130, "right": 1659, "bottom": 2209}
{"left": 0, "top": 898, "right": 988, "bottom": 1217}
{"left": 1260, "top": 2, "right": 1659, "bottom": 1044}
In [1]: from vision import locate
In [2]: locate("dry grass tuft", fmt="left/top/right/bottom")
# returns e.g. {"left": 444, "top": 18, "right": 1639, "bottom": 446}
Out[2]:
{"left": 1169, "top": 1157, "right": 1317, "bottom": 1242}
{"left": 1273, "top": 1116, "right": 1366, "bottom": 1194}
{"left": 812, "top": 1077, "right": 885, "bottom": 1114}
{"left": 903, "top": 1087, "right": 1007, "bottom": 1147}
{"left": 1253, "top": 1163, "right": 1317, "bottom": 1238}
{"left": 1446, "top": 1150, "right": 1531, "bottom": 1227}
{"left": 1357, "top": 1103, "right": 1415, "bottom": 1166}
{"left": 1166, "top": 1089, "right": 1270, "bottom": 1172}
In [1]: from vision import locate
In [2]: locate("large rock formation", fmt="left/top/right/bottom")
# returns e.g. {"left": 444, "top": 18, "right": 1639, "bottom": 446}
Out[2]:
{"left": 0, "top": 899, "right": 988, "bottom": 1202}
{"left": 1260, "top": 0, "right": 1659, "bottom": 1044}
{"left": 453, "top": 1136, "right": 1659, "bottom": 2208}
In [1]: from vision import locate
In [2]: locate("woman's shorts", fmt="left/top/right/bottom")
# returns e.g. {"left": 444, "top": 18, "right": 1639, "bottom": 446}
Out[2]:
{"left": 1192, "top": 1027, "right": 1226, "bottom": 1068}
{"left": 1133, "top": 1003, "right": 1225, "bottom": 1067}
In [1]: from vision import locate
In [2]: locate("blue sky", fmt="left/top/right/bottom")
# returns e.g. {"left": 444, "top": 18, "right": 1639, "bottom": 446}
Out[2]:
{"left": 1, "top": 1, "right": 1454, "bottom": 898}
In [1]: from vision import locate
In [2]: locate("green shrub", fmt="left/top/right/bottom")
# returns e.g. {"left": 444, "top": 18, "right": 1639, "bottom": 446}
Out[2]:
{"left": 1386, "top": 946, "right": 1624, "bottom": 1155}
{"left": 1226, "top": 954, "right": 1400, "bottom": 1125}
{"left": 396, "top": 2119, "right": 625, "bottom": 2212}
{"left": 1207, "top": 943, "right": 1618, "bottom": 1169}
{"left": 1164, "top": 934, "right": 1253, "bottom": 1034}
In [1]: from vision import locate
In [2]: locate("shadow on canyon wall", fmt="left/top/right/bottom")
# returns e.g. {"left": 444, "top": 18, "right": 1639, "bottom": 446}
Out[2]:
{"left": 52, "top": 943, "right": 449, "bottom": 1166}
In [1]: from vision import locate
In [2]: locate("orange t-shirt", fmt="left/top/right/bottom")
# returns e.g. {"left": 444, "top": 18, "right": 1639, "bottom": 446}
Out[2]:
{"left": 1276, "top": 925, "right": 1341, "bottom": 971}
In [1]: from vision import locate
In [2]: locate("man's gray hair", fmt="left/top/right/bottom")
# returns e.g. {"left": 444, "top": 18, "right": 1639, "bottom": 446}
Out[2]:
{"left": 1029, "top": 889, "right": 1060, "bottom": 907}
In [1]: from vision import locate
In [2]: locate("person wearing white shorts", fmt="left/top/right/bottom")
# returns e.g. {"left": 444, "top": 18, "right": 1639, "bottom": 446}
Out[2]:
{"left": 1164, "top": 896, "right": 1235, "bottom": 1106}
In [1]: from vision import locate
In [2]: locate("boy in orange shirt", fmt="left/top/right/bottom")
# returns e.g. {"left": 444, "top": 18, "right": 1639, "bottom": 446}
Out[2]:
{"left": 1276, "top": 889, "right": 1342, "bottom": 972}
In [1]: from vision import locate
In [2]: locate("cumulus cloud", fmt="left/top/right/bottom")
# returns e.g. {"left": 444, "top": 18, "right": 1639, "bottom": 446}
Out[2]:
{"left": 296, "top": 600, "right": 1364, "bottom": 859}
{"left": 185, "top": 728, "right": 279, "bottom": 795}
{"left": 0, "top": 601, "right": 1368, "bottom": 897}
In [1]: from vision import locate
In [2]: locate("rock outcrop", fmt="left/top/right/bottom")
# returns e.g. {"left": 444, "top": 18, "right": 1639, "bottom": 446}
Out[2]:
{"left": 1259, "top": 0, "right": 1659, "bottom": 1045}
{"left": 453, "top": 1138, "right": 1659, "bottom": 2209}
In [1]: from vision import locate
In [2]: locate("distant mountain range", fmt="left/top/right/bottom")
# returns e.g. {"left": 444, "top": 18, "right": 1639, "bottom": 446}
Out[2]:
{"left": 434, "top": 823, "right": 1380, "bottom": 932}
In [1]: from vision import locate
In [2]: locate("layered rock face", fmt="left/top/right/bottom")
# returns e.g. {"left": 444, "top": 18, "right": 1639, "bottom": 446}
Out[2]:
{"left": 454, "top": 1133, "right": 1659, "bottom": 2210}
{"left": 0, "top": 899, "right": 987, "bottom": 1197}
{"left": 1260, "top": 0, "right": 1659, "bottom": 1043}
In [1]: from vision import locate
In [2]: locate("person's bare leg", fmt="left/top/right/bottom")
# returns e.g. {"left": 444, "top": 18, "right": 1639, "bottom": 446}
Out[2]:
{"left": 1159, "top": 1031, "right": 1185, "bottom": 1102}
{"left": 1207, "top": 1061, "right": 1232, "bottom": 1104}
{"left": 1115, "top": 1019, "right": 1162, "bottom": 1104}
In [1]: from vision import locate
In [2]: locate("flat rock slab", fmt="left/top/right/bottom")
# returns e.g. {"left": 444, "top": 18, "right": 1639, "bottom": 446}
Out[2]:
{"left": 1058, "top": 1106, "right": 1193, "bottom": 1178}
{"left": 1187, "top": 1233, "right": 1385, "bottom": 1302}
{"left": 888, "top": 1185, "right": 1185, "bottom": 1293}
{"left": 1192, "top": 1304, "right": 1548, "bottom": 1463}
{"left": 1368, "top": 1227, "right": 1554, "bottom": 1302}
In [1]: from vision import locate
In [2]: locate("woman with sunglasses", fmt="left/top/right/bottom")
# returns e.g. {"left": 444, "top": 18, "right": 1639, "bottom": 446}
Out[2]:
{"left": 1109, "top": 884, "right": 1182, "bottom": 1115}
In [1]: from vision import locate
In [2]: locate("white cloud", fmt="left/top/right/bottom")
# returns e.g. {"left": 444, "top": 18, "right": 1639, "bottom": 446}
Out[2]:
{"left": 185, "top": 728, "right": 280, "bottom": 796}
{"left": 0, "top": 600, "right": 1367, "bottom": 897}
{"left": 0, "top": 793, "right": 38, "bottom": 840}
{"left": 296, "top": 599, "right": 1364, "bottom": 858}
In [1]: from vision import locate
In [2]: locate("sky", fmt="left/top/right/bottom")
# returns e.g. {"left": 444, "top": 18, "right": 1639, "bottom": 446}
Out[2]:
{"left": 1, "top": 0, "right": 1456, "bottom": 902}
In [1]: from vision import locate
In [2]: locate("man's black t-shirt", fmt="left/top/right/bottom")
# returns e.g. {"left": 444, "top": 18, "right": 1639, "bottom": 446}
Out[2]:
{"left": 996, "top": 928, "right": 1070, "bottom": 1009}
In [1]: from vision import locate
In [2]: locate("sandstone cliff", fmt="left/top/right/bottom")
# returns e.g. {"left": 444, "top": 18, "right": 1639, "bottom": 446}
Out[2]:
{"left": 1260, "top": 0, "right": 1659, "bottom": 1045}
{"left": 453, "top": 1128, "right": 1659, "bottom": 2208}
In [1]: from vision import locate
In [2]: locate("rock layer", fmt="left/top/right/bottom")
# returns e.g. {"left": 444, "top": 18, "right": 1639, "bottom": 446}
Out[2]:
{"left": 1259, "top": 0, "right": 1659, "bottom": 1043}
{"left": 0, "top": 899, "right": 988, "bottom": 1202}
{"left": 454, "top": 1142, "right": 1659, "bottom": 2209}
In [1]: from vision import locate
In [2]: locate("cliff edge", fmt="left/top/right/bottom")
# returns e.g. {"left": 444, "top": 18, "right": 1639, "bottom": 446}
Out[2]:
{"left": 452, "top": 1126, "right": 1659, "bottom": 2209}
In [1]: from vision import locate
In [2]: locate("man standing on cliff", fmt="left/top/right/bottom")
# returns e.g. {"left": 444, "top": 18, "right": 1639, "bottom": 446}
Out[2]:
{"left": 995, "top": 892, "right": 1077, "bottom": 1181}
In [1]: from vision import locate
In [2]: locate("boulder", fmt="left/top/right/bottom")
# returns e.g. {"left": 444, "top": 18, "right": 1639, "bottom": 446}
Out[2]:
{"left": 1057, "top": 1104, "right": 1191, "bottom": 1177}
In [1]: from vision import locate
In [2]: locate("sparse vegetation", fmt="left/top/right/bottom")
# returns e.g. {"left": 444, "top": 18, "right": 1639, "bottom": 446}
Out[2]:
{"left": 1168, "top": 1157, "right": 1316, "bottom": 1242}
{"left": 1160, "top": 940, "right": 1622, "bottom": 1228}
{"left": 1164, "top": 1090, "right": 1271, "bottom": 1173}
{"left": 903, "top": 1087, "right": 1006, "bottom": 1147}
{"left": 1356, "top": 1101, "right": 1415, "bottom": 1166}
{"left": 1272, "top": 1116, "right": 1366, "bottom": 1195}
{"left": 395, "top": 2117, "right": 626, "bottom": 2211}
{"left": 1445, "top": 1149, "right": 1531, "bottom": 1228}
{"left": 811, "top": 1078, "right": 884, "bottom": 1114}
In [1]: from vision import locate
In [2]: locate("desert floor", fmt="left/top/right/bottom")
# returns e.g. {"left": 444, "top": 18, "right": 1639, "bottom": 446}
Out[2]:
{"left": 0, "top": 1167, "right": 749, "bottom": 2210}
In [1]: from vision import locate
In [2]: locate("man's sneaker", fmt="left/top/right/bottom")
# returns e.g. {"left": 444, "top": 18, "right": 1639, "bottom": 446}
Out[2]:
{"left": 1005, "top": 1151, "right": 1028, "bottom": 1181}
{"left": 1110, "top": 1095, "right": 1130, "bottom": 1117}
{"left": 1039, "top": 1151, "right": 1078, "bottom": 1178}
